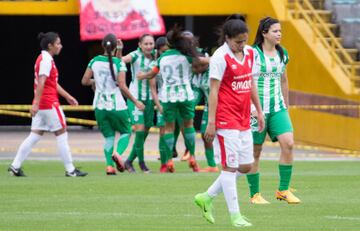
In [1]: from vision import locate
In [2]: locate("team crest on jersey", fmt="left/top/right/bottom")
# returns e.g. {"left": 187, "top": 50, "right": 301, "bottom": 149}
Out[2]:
{"left": 231, "top": 64, "right": 237, "bottom": 70}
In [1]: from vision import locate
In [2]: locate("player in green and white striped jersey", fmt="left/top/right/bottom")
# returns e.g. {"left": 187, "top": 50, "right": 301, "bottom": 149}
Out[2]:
{"left": 138, "top": 27, "right": 209, "bottom": 172}
{"left": 246, "top": 17, "right": 300, "bottom": 204}
{"left": 191, "top": 51, "right": 218, "bottom": 172}
{"left": 118, "top": 34, "right": 161, "bottom": 173}
{"left": 81, "top": 33, "right": 145, "bottom": 175}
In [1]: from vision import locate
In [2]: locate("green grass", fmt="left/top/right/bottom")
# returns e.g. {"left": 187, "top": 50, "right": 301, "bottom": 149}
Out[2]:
{"left": 0, "top": 160, "right": 359, "bottom": 231}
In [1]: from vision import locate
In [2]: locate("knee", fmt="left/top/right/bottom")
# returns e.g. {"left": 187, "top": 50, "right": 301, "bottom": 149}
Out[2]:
{"left": 253, "top": 145, "right": 263, "bottom": 159}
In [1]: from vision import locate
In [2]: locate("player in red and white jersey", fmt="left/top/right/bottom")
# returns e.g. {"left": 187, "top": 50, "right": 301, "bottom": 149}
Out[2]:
{"left": 8, "top": 32, "right": 87, "bottom": 177}
{"left": 194, "top": 17, "right": 264, "bottom": 228}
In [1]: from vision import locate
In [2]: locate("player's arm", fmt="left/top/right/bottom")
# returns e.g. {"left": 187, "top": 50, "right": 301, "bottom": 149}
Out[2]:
{"left": 251, "top": 81, "right": 265, "bottom": 132}
{"left": 31, "top": 75, "right": 46, "bottom": 116}
{"left": 57, "top": 84, "right": 78, "bottom": 106}
{"left": 81, "top": 68, "right": 95, "bottom": 90}
{"left": 204, "top": 78, "right": 220, "bottom": 142}
{"left": 149, "top": 78, "right": 163, "bottom": 114}
{"left": 117, "top": 71, "right": 145, "bottom": 111}
{"left": 281, "top": 69, "right": 289, "bottom": 107}
{"left": 137, "top": 66, "right": 158, "bottom": 80}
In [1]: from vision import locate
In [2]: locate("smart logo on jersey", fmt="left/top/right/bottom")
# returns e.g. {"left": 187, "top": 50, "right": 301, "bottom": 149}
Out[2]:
{"left": 231, "top": 79, "right": 252, "bottom": 92}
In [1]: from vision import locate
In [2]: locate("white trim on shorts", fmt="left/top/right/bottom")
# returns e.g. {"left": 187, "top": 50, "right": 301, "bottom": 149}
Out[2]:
{"left": 31, "top": 104, "right": 66, "bottom": 132}
{"left": 213, "top": 128, "right": 254, "bottom": 168}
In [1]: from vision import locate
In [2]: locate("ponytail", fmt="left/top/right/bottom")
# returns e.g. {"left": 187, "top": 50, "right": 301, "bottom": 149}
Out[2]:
{"left": 102, "top": 33, "right": 117, "bottom": 82}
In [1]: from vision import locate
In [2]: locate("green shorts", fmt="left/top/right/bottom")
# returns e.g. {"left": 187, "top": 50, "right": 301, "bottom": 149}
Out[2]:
{"left": 95, "top": 109, "right": 131, "bottom": 138}
{"left": 156, "top": 111, "right": 165, "bottom": 127}
{"left": 252, "top": 109, "right": 293, "bottom": 144}
{"left": 127, "top": 100, "right": 154, "bottom": 127}
{"left": 161, "top": 100, "right": 195, "bottom": 123}
{"left": 192, "top": 87, "right": 204, "bottom": 106}
{"left": 200, "top": 104, "right": 208, "bottom": 134}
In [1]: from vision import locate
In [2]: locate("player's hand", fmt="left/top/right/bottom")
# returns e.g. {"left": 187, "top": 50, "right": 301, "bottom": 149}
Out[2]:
{"left": 117, "top": 39, "right": 123, "bottom": 49}
{"left": 30, "top": 104, "right": 39, "bottom": 117}
{"left": 204, "top": 122, "right": 216, "bottom": 142}
{"left": 257, "top": 113, "right": 265, "bottom": 133}
{"left": 66, "top": 96, "right": 79, "bottom": 106}
{"left": 157, "top": 104, "right": 163, "bottom": 114}
{"left": 135, "top": 100, "right": 145, "bottom": 111}
{"left": 137, "top": 71, "right": 146, "bottom": 80}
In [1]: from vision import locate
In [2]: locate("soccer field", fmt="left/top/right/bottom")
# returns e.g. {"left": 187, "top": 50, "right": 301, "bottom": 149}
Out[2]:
{"left": 1, "top": 160, "right": 359, "bottom": 231}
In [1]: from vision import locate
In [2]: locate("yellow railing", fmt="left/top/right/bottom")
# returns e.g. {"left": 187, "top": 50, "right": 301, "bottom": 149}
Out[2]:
{"left": 287, "top": 0, "right": 359, "bottom": 92}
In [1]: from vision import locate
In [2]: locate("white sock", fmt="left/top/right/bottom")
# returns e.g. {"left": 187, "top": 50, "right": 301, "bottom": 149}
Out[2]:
{"left": 12, "top": 132, "right": 42, "bottom": 169}
{"left": 207, "top": 175, "right": 222, "bottom": 198}
{"left": 220, "top": 171, "right": 240, "bottom": 214}
{"left": 56, "top": 132, "right": 75, "bottom": 172}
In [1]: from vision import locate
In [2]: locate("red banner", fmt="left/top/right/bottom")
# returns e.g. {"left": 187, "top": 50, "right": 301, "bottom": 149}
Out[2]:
{"left": 79, "top": 0, "right": 166, "bottom": 41}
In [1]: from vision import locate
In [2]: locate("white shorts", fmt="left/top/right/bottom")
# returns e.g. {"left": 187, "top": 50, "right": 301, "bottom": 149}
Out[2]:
{"left": 31, "top": 104, "right": 67, "bottom": 132}
{"left": 213, "top": 129, "right": 254, "bottom": 168}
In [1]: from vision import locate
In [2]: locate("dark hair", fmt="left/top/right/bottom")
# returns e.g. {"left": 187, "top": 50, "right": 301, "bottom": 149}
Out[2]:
{"left": 139, "top": 33, "right": 154, "bottom": 43}
{"left": 253, "top": 17, "right": 284, "bottom": 62}
{"left": 38, "top": 32, "right": 59, "bottom": 50}
{"left": 155, "top": 36, "right": 167, "bottom": 50}
{"left": 102, "top": 33, "right": 117, "bottom": 82}
{"left": 218, "top": 18, "right": 248, "bottom": 45}
{"left": 226, "top": 14, "right": 246, "bottom": 23}
{"left": 166, "top": 25, "right": 198, "bottom": 58}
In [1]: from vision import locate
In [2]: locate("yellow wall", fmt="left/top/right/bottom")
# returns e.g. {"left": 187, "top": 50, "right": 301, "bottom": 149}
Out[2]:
{"left": 290, "top": 109, "right": 360, "bottom": 150}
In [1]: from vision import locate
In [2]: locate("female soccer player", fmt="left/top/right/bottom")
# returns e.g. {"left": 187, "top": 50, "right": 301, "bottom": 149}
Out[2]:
{"left": 193, "top": 19, "right": 264, "bottom": 227}
{"left": 246, "top": 17, "right": 300, "bottom": 204}
{"left": 137, "top": 26, "right": 208, "bottom": 172}
{"left": 8, "top": 32, "right": 87, "bottom": 177}
{"left": 117, "top": 34, "right": 160, "bottom": 173}
{"left": 81, "top": 33, "right": 144, "bottom": 175}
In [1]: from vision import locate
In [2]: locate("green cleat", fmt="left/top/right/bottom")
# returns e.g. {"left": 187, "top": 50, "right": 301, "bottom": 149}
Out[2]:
{"left": 230, "top": 213, "right": 252, "bottom": 228}
{"left": 194, "top": 192, "right": 215, "bottom": 224}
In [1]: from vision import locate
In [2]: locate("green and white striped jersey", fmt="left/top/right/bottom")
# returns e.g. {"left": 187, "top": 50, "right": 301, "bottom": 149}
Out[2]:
{"left": 252, "top": 45, "right": 289, "bottom": 113}
{"left": 88, "top": 55, "right": 127, "bottom": 111}
{"left": 149, "top": 60, "right": 164, "bottom": 101}
{"left": 156, "top": 49, "right": 194, "bottom": 103}
{"left": 129, "top": 48, "right": 154, "bottom": 101}
{"left": 191, "top": 69, "right": 210, "bottom": 100}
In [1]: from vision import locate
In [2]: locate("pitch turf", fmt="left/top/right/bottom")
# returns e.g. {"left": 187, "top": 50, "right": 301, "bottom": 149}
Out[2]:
{"left": 0, "top": 160, "right": 359, "bottom": 231}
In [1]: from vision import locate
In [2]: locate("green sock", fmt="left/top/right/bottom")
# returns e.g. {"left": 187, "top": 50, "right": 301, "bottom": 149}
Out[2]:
{"left": 279, "top": 164, "right": 293, "bottom": 191}
{"left": 164, "top": 133, "right": 175, "bottom": 161}
{"left": 127, "top": 144, "right": 137, "bottom": 162}
{"left": 159, "top": 135, "right": 167, "bottom": 164}
{"left": 116, "top": 134, "right": 130, "bottom": 155}
{"left": 246, "top": 172, "right": 260, "bottom": 197}
{"left": 134, "top": 131, "right": 145, "bottom": 162}
{"left": 184, "top": 127, "right": 196, "bottom": 155}
{"left": 104, "top": 136, "right": 115, "bottom": 167}
{"left": 205, "top": 148, "right": 216, "bottom": 167}
{"left": 173, "top": 122, "right": 180, "bottom": 152}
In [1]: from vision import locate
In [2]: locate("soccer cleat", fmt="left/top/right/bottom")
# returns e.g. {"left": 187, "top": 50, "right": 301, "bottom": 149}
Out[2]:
{"left": 276, "top": 190, "right": 301, "bottom": 204}
{"left": 112, "top": 154, "right": 125, "bottom": 172}
{"left": 180, "top": 149, "right": 190, "bottom": 161}
{"left": 188, "top": 156, "right": 200, "bottom": 172}
{"left": 159, "top": 164, "right": 168, "bottom": 173}
{"left": 139, "top": 161, "right": 150, "bottom": 173}
{"left": 65, "top": 168, "right": 88, "bottom": 177}
{"left": 194, "top": 192, "right": 215, "bottom": 224}
{"left": 106, "top": 166, "right": 117, "bottom": 175}
{"left": 199, "top": 166, "right": 219, "bottom": 173}
{"left": 250, "top": 193, "right": 270, "bottom": 204}
{"left": 8, "top": 165, "right": 26, "bottom": 177}
{"left": 166, "top": 159, "right": 175, "bottom": 173}
{"left": 230, "top": 213, "right": 252, "bottom": 227}
{"left": 124, "top": 160, "right": 136, "bottom": 173}
{"left": 289, "top": 187, "right": 297, "bottom": 193}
